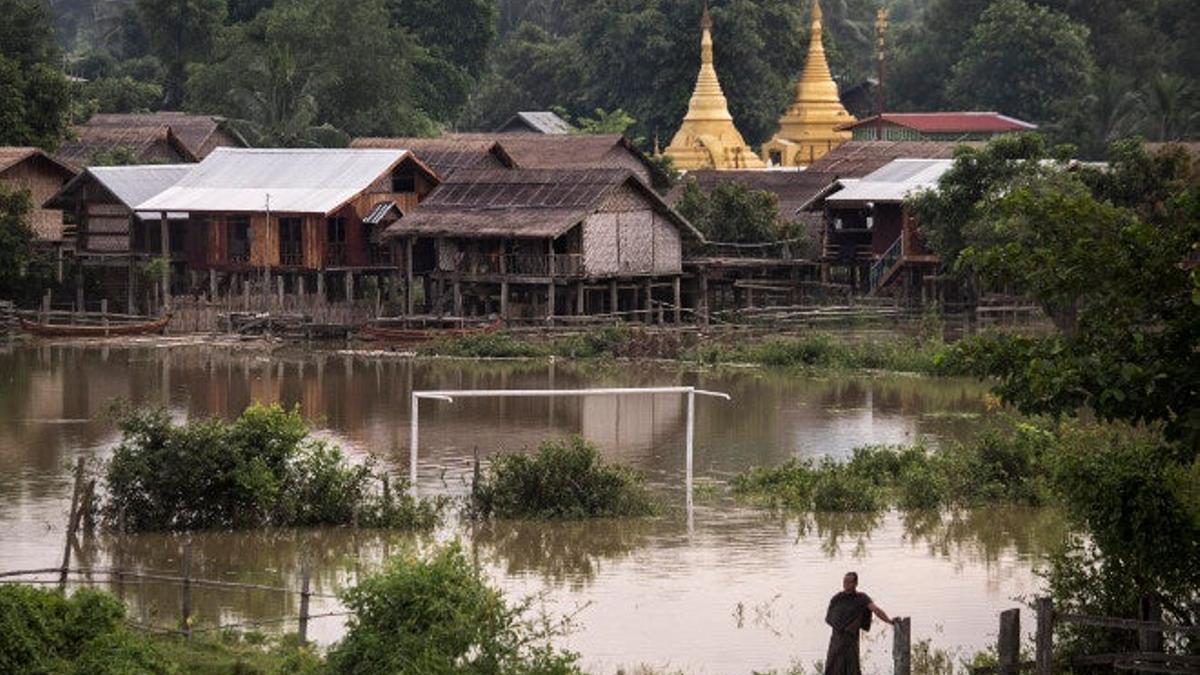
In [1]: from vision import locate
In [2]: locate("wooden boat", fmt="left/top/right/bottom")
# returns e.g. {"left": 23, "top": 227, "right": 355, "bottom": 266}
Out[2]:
{"left": 18, "top": 314, "right": 171, "bottom": 338}
{"left": 359, "top": 319, "right": 502, "bottom": 343}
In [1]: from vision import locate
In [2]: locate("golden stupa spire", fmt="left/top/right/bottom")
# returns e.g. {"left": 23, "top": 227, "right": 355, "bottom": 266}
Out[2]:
{"left": 761, "top": 0, "right": 855, "bottom": 167}
{"left": 665, "top": 4, "right": 764, "bottom": 170}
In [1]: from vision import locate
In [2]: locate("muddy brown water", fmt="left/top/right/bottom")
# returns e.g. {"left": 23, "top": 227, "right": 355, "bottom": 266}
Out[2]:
{"left": 0, "top": 343, "right": 1064, "bottom": 674}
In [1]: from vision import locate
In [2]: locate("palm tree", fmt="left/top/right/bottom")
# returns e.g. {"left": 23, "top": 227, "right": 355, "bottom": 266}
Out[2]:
{"left": 1143, "top": 74, "right": 1199, "bottom": 141}
{"left": 226, "top": 45, "right": 348, "bottom": 148}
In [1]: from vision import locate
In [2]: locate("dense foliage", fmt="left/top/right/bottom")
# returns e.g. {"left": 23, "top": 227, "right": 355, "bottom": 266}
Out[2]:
{"left": 0, "top": 0, "right": 73, "bottom": 149}
{"left": 468, "top": 436, "right": 657, "bottom": 520}
{"left": 328, "top": 542, "right": 582, "bottom": 674}
{"left": 731, "top": 417, "right": 1055, "bottom": 512}
{"left": 0, "top": 585, "right": 171, "bottom": 674}
{"left": 104, "top": 403, "right": 442, "bottom": 531}
{"left": 0, "top": 186, "right": 58, "bottom": 306}
{"left": 913, "top": 133, "right": 1200, "bottom": 666}
{"left": 675, "top": 179, "right": 808, "bottom": 247}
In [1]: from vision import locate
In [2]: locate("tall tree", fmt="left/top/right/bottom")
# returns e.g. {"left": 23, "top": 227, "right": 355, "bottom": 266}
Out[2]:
{"left": 947, "top": 0, "right": 1094, "bottom": 125}
{"left": 0, "top": 0, "right": 74, "bottom": 149}
{"left": 136, "top": 0, "right": 225, "bottom": 108}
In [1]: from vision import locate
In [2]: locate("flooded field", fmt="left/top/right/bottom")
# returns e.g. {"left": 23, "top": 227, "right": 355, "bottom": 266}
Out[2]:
{"left": 0, "top": 343, "right": 1064, "bottom": 674}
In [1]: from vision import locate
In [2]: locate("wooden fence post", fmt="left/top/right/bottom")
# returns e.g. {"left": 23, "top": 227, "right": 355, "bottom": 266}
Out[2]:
{"left": 59, "top": 457, "right": 85, "bottom": 587}
{"left": 100, "top": 299, "right": 109, "bottom": 336}
{"left": 180, "top": 541, "right": 193, "bottom": 638}
{"left": 893, "top": 616, "right": 912, "bottom": 675}
{"left": 1035, "top": 597, "right": 1054, "bottom": 675}
{"left": 1138, "top": 595, "right": 1164, "bottom": 654}
{"left": 298, "top": 559, "right": 312, "bottom": 645}
{"left": 998, "top": 608, "right": 1021, "bottom": 675}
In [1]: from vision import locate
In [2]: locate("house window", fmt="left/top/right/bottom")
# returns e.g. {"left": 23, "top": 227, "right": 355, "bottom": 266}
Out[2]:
{"left": 279, "top": 217, "right": 303, "bottom": 266}
{"left": 228, "top": 216, "right": 250, "bottom": 264}
{"left": 768, "top": 150, "right": 783, "bottom": 166}
{"left": 392, "top": 168, "right": 416, "bottom": 193}
{"left": 169, "top": 221, "right": 186, "bottom": 254}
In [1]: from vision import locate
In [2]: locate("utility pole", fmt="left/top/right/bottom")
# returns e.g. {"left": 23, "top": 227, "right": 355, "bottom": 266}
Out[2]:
{"left": 875, "top": 8, "right": 889, "bottom": 141}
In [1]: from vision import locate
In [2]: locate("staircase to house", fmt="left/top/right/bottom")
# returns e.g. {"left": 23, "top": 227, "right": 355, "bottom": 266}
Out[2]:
{"left": 868, "top": 235, "right": 904, "bottom": 295}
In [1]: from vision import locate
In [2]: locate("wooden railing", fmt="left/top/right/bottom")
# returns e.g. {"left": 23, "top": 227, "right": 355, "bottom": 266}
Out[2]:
{"left": 869, "top": 235, "right": 903, "bottom": 292}
{"left": 451, "top": 253, "right": 584, "bottom": 277}
{"left": 280, "top": 244, "right": 303, "bottom": 267}
{"left": 969, "top": 597, "right": 1200, "bottom": 675}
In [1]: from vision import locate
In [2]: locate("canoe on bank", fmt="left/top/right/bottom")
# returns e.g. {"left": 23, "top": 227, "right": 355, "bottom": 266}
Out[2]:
{"left": 18, "top": 315, "right": 171, "bottom": 338}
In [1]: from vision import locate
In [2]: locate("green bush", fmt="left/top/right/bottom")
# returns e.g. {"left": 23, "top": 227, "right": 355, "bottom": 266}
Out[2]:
{"left": 327, "top": 542, "right": 583, "bottom": 675}
{"left": 427, "top": 331, "right": 548, "bottom": 358}
{"left": 468, "top": 436, "right": 657, "bottom": 520}
{"left": 0, "top": 585, "right": 169, "bottom": 675}
{"left": 104, "top": 403, "right": 443, "bottom": 532}
{"left": 732, "top": 419, "right": 1057, "bottom": 513}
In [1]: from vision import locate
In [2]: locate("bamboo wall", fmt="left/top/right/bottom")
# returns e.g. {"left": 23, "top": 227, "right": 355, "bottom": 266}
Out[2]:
{"left": 0, "top": 158, "right": 70, "bottom": 242}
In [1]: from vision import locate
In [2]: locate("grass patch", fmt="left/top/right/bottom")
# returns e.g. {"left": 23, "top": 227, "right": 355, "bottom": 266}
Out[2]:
{"left": 104, "top": 403, "right": 444, "bottom": 532}
{"left": 687, "top": 332, "right": 958, "bottom": 374}
{"left": 423, "top": 331, "right": 549, "bottom": 358}
{"left": 732, "top": 418, "right": 1056, "bottom": 512}
{"left": 468, "top": 436, "right": 658, "bottom": 520}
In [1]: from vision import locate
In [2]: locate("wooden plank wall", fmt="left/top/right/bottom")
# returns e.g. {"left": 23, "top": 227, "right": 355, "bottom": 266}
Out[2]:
{"left": 303, "top": 215, "right": 323, "bottom": 268}
{"left": 249, "top": 213, "right": 279, "bottom": 267}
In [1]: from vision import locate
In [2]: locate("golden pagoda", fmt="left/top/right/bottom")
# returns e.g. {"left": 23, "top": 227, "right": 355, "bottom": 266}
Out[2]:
{"left": 762, "top": 0, "right": 855, "bottom": 167}
{"left": 665, "top": 7, "right": 764, "bottom": 170}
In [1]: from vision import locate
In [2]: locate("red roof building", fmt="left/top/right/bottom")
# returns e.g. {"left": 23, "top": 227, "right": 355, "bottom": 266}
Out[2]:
{"left": 839, "top": 112, "right": 1037, "bottom": 141}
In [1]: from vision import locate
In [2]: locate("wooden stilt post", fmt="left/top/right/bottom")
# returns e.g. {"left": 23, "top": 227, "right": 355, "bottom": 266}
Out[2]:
{"left": 1035, "top": 597, "right": 1054, "bottom": 675}
{"left": 609, "top": 280, "right": 618, "bottom": 319}
{"left": 576, "top": 283, "right": 585, "bottom": 316}
{"left": 101, "top": 299, "right": 109, "bottom": 336}
{"left": 673, "top": 276, "right": 682, "bottom": 324}
{"left": 998, "top": 608, "right": 1020, "bottom": 675}
{"left": 405, "top": 237, "right": 415, "bottom": 315}
{"left": 644, "top": 279, "right": 653, "bottom": 324}
{"left": 59, "top": 457, "right": 85, "bottom": 587}
{"left": 128, "top": 258, "right": 137, "bottom": 314}
{"left": 209, "top": 269, "right": 217, "bottom": 301}
{"left": 160, "top": 212, "right": 171, "bottom": 312}
{"left": 893, "top": 617, "right": 911, "bottom": 675}
{"left": 699, "top": 273, "right": 710, "bottom": 326}
{"left": 317, "top": 271, "right": 325, "bottom": 303}
{"left": 180, "top": 541, "right": 193, "bottom": 638}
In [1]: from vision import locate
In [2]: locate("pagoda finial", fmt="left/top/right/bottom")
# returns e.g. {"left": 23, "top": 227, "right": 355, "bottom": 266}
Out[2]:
{"left": 701, "top": 2, "right": 712, "bottom": 31}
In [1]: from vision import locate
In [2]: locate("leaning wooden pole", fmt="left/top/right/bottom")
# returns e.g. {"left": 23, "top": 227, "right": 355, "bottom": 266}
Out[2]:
{"left": 1035, "top": 597, "right": 1054, "bottom": 675}
{"left": 298, "top": 559, "right": 312, "bottom": 645}
{"left": 59, "top": 457, "right": 85, "bottom": 587}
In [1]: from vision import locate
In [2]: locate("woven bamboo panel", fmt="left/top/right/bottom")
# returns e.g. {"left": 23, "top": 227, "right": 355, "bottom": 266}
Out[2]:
{"left": 617, "top": 211, "right": 653, "bottom": 273}
{"left": 583, "top": 213, "right": 619, "bottom": 275}
{"left": 652, "top": 213, "right": 682, "bottom": 273}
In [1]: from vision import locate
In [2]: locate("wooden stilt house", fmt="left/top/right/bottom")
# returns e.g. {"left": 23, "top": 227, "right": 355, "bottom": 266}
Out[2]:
{"left": 135, "top": 148, "right": 439, "bottom": 305}
{"left": 384, "top": 168, "right": 702, "bottom": 322}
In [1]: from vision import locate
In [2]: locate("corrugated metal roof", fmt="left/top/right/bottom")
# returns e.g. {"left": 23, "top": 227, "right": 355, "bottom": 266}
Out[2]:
{"left": 137, "top": 148, "right": 410, "bottom": 215}
{"left": 826, "top": 159, "right": 952, "bottom": 204}
{"left": 363, "top": 200, "right": 400, "bottom": 224}
{"left": 498, "top": 111, "right": 574, "bottom": 134}
{"left": 88, "top": 164, "right": 193, "bottom": 209}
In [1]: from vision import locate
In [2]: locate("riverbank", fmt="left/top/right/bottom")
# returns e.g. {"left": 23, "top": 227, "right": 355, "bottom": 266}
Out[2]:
{"left": 4, "top": 324, "right": 965, "bottom": 377}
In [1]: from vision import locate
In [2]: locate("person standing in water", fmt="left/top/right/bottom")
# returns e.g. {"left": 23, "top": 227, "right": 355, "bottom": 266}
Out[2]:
{"left": 824, "top": 571, "right": 895, "bottom": 675}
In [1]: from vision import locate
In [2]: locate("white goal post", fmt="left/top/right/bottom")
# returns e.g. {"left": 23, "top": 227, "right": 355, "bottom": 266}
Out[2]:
{"left": 409, "top": 387, "right": 732, "bottom": 513}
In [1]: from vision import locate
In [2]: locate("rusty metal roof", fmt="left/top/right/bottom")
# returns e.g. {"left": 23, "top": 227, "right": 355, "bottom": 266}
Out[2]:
{"left": 805, "top": 140, "right": 972, "bottom": 177}
{"left": 387, "top": 168, "right": 700, "bottom": 240}
{"left": 137, "top": 148, "right": 416, "bottom": 215}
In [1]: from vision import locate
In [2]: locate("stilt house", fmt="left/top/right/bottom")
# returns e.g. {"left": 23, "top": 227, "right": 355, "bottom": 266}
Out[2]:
{"left": 806, "top": 158, "right": 952, "bottom": 297}
{"left": 44, "top": 164, "right": 193, "bottom": 312}
{"left": 383, "top": 168, "right": 701, "bottom": 321}
{"left": 0, "top": 147, "right": 78, "bottom": 274}
{"left": 135, "top": 148, "right": 439, "bottom": 303}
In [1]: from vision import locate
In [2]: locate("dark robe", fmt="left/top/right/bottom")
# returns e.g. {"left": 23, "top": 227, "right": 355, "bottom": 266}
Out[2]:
{"left": 824, "top": 591, "right": 872, "bottom": 675}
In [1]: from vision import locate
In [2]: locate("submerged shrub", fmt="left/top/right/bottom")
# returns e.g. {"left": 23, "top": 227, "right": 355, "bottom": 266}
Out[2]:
{"left": 327, "top": 541, "right": 583, "bottom": 675}
{"left": 104, "top": 403, "right": 443, "bottom": 532}
{"left": 469, "top": 436, "right": 657, "bottom": 520}
{"left": 732, "top": 418, "right": 1057, "bottom": 513}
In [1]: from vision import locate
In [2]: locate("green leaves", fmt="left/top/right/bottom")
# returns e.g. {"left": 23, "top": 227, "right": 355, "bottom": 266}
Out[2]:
{"left": 328, "top": 542, "right": 583, "bottom": 675}
{"left": 103, "top": 403, "right": 443, "bottom": 531}
{"left": 468, "top": 436, "right": 657, "bottom": 520}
